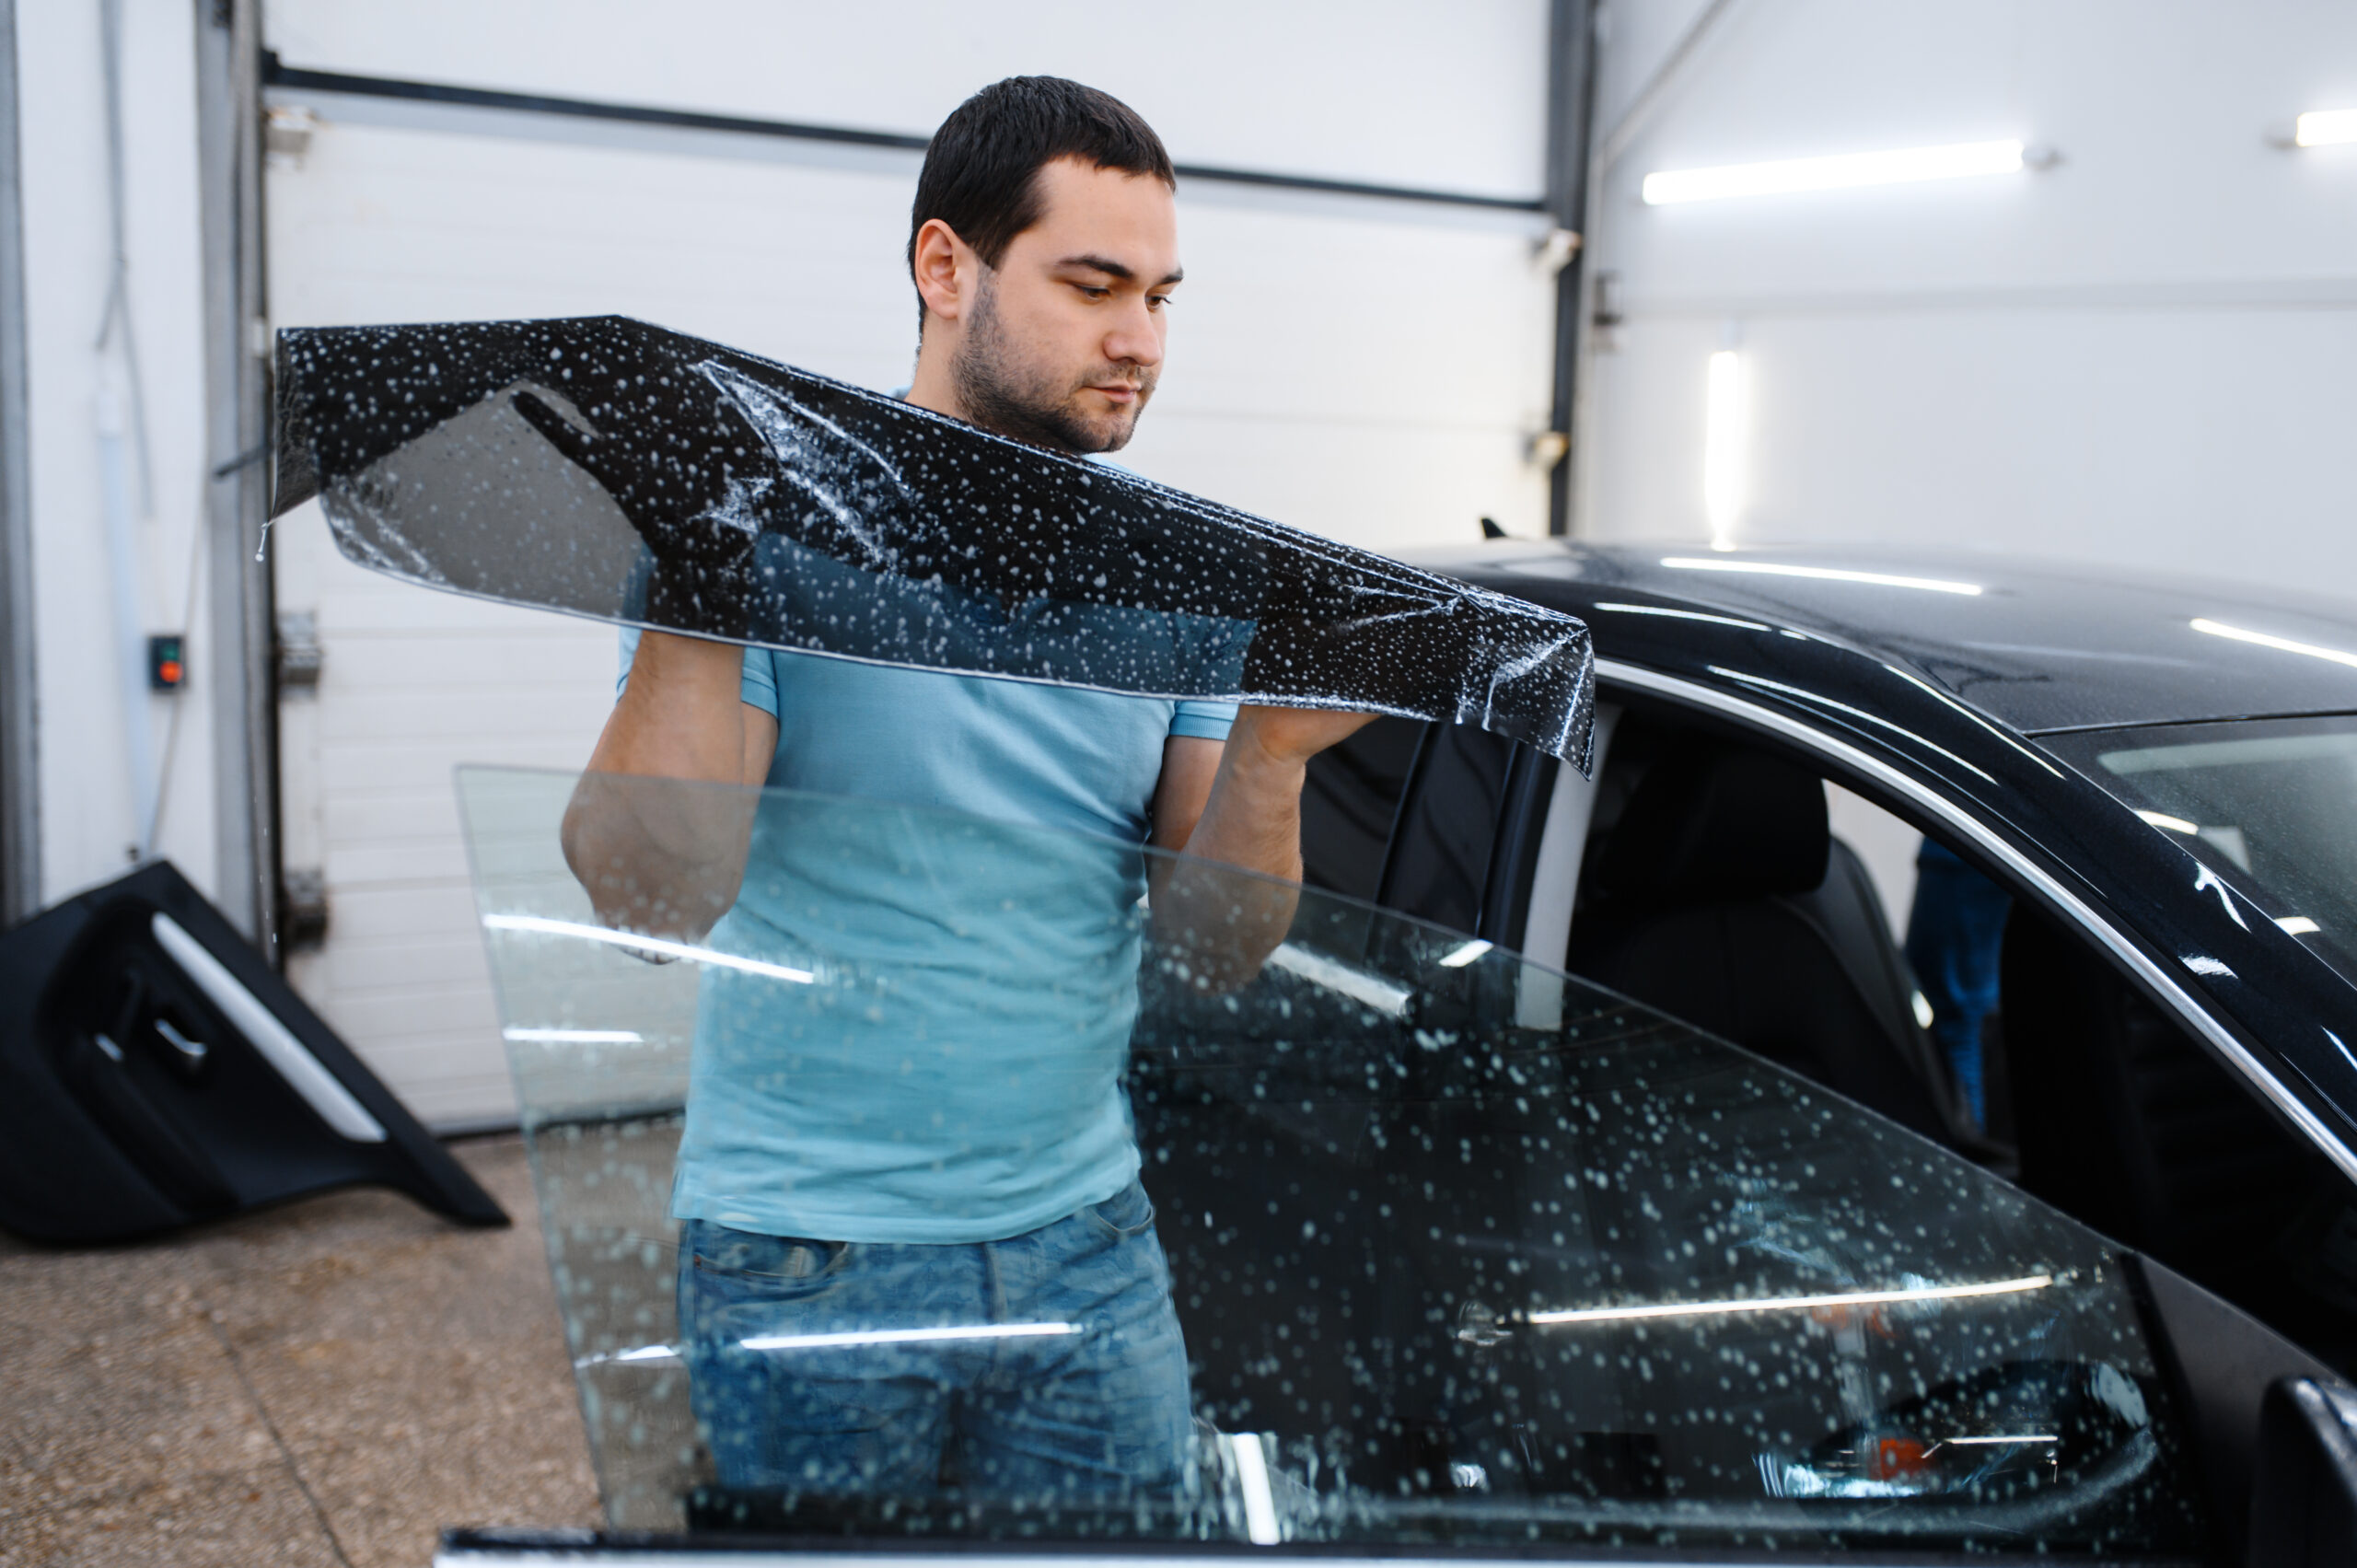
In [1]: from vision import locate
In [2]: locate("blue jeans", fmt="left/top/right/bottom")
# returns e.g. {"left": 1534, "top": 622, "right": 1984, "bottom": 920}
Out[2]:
{"left": 1905, "top": 841, "right": 2012, "bottom": 1129}
{"left": 676, "top": 1179, "right": 1193, "bottom": 1500}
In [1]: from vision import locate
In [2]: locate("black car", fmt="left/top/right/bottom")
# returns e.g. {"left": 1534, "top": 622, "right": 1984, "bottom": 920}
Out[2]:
{"left": 436, "top": 542, "right": 2357, "bottom": 1564}
{"left": 1305, "top": 540, "right": 2357, "bottom": 1366}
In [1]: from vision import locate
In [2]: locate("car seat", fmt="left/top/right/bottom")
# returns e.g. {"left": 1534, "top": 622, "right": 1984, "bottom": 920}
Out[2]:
{"left": 1563, "top": 734, "right": 1968, "bottom": 1144}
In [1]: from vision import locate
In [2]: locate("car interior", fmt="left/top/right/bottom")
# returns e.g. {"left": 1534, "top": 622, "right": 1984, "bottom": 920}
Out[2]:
{"left": 1300, "top": 698, "right": 2357, "bottom": 1377}
{"left": 1560, "top": 712, "right": 1971, "bottom": 1150}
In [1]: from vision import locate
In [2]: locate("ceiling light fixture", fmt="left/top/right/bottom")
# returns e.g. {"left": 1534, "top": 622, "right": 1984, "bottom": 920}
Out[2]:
{"left": 1703, "top": 349, "right": 1748, "bottom": 550}
{"left": 2296, "top": 110, "right": 2357, "bottom": 147}
{"left": 1643, "top": 139, "right": 2031, "bottom": 205}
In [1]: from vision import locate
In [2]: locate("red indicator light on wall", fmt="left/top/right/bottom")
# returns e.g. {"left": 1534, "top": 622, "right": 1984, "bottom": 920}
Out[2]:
{"left": 147, "top": 634, "right": 186, "bottom": 692}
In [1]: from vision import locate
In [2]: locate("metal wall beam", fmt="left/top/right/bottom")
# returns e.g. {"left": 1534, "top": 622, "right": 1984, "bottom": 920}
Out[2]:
{"left": 262, "top": 58, "right": 1549, "bottom": 215}
{"left": 1544, "top": 0, "right": 1599, "bottom": 537}
{"left": 194, "top": 0, "right": 274, "bottom": 950}
{"left": 0, "top": 0, "right": 37, "bottom": 923}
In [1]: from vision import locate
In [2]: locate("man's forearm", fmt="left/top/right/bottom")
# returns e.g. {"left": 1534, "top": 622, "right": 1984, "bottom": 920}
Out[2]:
{"left": 562, "top": 632, "right": 760, "bottom": 935}
{"left": 1154, "top": 706, "right": 1373, "bottom": 988}
{"left": 586, "top": 633, "right": 749, "bottom": 787}
{"left": 1177, "top": 723, "right": 1310, "bottom": 884}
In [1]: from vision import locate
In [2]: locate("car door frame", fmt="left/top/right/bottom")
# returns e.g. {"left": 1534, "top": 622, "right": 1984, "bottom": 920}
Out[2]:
{"left": 1558, "top": 659, "right": 2357, "bottom": 1194}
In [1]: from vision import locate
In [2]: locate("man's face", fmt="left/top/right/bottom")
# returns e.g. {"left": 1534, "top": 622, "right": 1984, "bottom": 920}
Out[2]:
{"left": 950, "top": 157, "right": 1181, "bottom": 454}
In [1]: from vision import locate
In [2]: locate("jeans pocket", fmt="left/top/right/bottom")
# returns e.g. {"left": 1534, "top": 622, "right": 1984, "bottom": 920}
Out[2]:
{"left": 1086, "top": 1180, "right": 1156, "bottom": 1240}
{"left": 688, "top": 1221, "right": 852, "bottom": 1288}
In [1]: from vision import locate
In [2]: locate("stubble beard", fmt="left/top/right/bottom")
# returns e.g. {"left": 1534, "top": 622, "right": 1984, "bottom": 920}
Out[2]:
{"left": 949, "top": 272, "right": 1155, "bottom": 456}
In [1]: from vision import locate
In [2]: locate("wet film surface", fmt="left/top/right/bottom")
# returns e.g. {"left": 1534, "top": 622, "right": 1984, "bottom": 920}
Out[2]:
{"left": 274, "top": 316, "right": 1594, "bottom": 767}
{"left": 462, "top": 767, "right": 2207, "bottom": 1552}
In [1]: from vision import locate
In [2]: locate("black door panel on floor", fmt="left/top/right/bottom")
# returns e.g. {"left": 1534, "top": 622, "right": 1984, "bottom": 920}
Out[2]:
{"left": 0, "top": 862, "right": 506, "bottom": 1243}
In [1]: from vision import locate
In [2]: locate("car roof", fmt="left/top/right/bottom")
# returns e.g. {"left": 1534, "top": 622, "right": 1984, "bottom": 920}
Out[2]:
{"left": 1418, "top": 540, "right": 2357, "bottom": 735}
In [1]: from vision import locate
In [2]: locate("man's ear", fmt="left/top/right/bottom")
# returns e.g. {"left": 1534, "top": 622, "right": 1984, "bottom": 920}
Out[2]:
{"left": 911, "top": 218, "right": 973, "bottom": 324}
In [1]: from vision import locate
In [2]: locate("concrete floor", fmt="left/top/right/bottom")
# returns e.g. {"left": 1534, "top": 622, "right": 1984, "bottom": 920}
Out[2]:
{"left": 0, "top": 1135, "right": 600, "bottom": 1567}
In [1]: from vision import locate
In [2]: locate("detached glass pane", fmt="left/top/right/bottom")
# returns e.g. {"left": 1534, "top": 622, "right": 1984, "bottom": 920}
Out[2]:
{"left": 459, "top": 767, "right": 2206, "bottom": 1553}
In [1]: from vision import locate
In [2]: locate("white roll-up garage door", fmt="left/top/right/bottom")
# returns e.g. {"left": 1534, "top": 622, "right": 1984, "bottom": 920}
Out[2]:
{"left": 261, "top": 0, "right": 1563, "bottom": 1127}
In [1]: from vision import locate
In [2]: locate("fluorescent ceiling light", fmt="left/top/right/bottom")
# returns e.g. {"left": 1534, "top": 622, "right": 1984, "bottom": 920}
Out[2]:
{"left": 1527, "top": 1272, "right": 2052, "bottom": 1327}
{"left": 2136, "top": 809, "right": 2200, "bottom": 835}
{"left": 1227, "top": 1434, "right": 1282, "bottom": 1545}
{"left": 1643, "top": 139, "right": 2026, "bottom": 205}
{"left": 1436, "top": 938, "right": 1492, "bottom": 969}
{"left": 481, "top": 912, "right": 818, "bottom": 984}
{"left": 1703, "top": 350, "right": 1748, "bottom": 550}
{"left": 2191, "top": 617, "right": 2357, "bottom": 670}
{"left": 575, "top": 1342, "right": 683, "bottom": 1369}
{"left": 2296, "top": 110, "right": 2357, "bottom": 147}
{"left": 741, "top": 1321, "right": 1078, "bottom": 1353}
{"left": 1267, "top": 941, "right": 1414, "bottom": 1017}
{"left": 502, "top": 1027, "right": 647, "bottom": 1044}
{"left": 2278, "top": 916, "right": 2322, "bottom": 936}
{"left": 1661, "top": 557, "right": 1983, "bottom": 595}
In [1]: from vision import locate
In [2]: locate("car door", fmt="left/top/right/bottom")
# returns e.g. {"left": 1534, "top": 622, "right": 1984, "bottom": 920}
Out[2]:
{"left": 1303, "top": 681, "right": 2357, "bottom": 1531}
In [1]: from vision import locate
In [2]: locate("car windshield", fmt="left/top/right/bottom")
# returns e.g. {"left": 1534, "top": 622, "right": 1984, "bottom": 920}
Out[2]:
{"left": 458, "top": 765, "right": 2204, "bottom": 1555}
{"left": 2044, "top": 714, "right": 2357, "bottom": 985}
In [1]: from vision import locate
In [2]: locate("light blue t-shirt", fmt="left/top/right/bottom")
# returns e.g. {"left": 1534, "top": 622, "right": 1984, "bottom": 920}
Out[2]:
{"left": 616, "top": 630, "right": 1236, "bottom": 1243}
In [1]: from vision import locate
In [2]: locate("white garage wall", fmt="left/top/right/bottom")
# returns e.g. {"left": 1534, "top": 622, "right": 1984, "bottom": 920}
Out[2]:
{"left": 1578, "top": 0, "right": 2357, "bottom": 591}
{"left": 261, "top": 0, "right": 1550, "bottom": 202}
{"left": 260, "top": 2, "right": 1565, "bottom": 1126}
{"left": 15, "top": 0, "right": 222, "bottom": 909}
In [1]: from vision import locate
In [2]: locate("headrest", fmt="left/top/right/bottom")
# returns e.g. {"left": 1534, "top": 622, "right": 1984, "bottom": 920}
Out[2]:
{"left": 1588, "top": 741, "right": 1829, "bottom": 911}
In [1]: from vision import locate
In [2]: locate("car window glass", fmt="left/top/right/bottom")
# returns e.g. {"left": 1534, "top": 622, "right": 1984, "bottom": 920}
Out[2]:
{"left": 1825, "top": 780, "right": 1923, "bottom": 944}
{"left": 2043, "top": 714, "right": 2357, "bottom": 987}
{"left": 1564, "top": 706, "right": 2357, "bottom": 1373}
{"left": 459, "top": 764, "right": 2208, "bottom": 1554}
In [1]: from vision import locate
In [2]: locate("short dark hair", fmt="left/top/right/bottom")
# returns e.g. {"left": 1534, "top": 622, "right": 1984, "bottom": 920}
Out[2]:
{"left": 908, "top": 77, "right": 1175, "bottom": 315}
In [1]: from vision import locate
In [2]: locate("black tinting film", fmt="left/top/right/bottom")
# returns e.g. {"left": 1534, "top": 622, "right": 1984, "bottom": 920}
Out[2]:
{"left": 272, "top": 316, "right": 1596, "bottom": 767}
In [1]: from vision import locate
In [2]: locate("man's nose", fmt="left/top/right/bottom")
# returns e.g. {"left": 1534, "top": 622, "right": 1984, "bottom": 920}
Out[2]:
{"left": 1102, "top": 297, "right": 1164, "bottom": 369}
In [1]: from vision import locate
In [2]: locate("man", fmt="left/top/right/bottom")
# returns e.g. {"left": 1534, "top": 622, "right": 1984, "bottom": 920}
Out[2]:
{"left": 561, "top": 77, "right": 1369, "bottom": 1503}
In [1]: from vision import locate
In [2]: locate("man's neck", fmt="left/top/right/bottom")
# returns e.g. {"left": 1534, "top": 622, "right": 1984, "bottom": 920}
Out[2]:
{"left": 905, "top": 340, "right": 1090, "bottom": 458}
{"left": 903, "top": 339, "right": 967, "bottom": 425}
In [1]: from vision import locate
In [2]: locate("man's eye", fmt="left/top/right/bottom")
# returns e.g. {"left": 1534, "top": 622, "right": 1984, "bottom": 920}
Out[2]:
{"left": 1078, "top": 285, "right": 1110, "bottom": 300}
{"left": 1148, "top": 295, "right": 1173, "bottom": 310}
